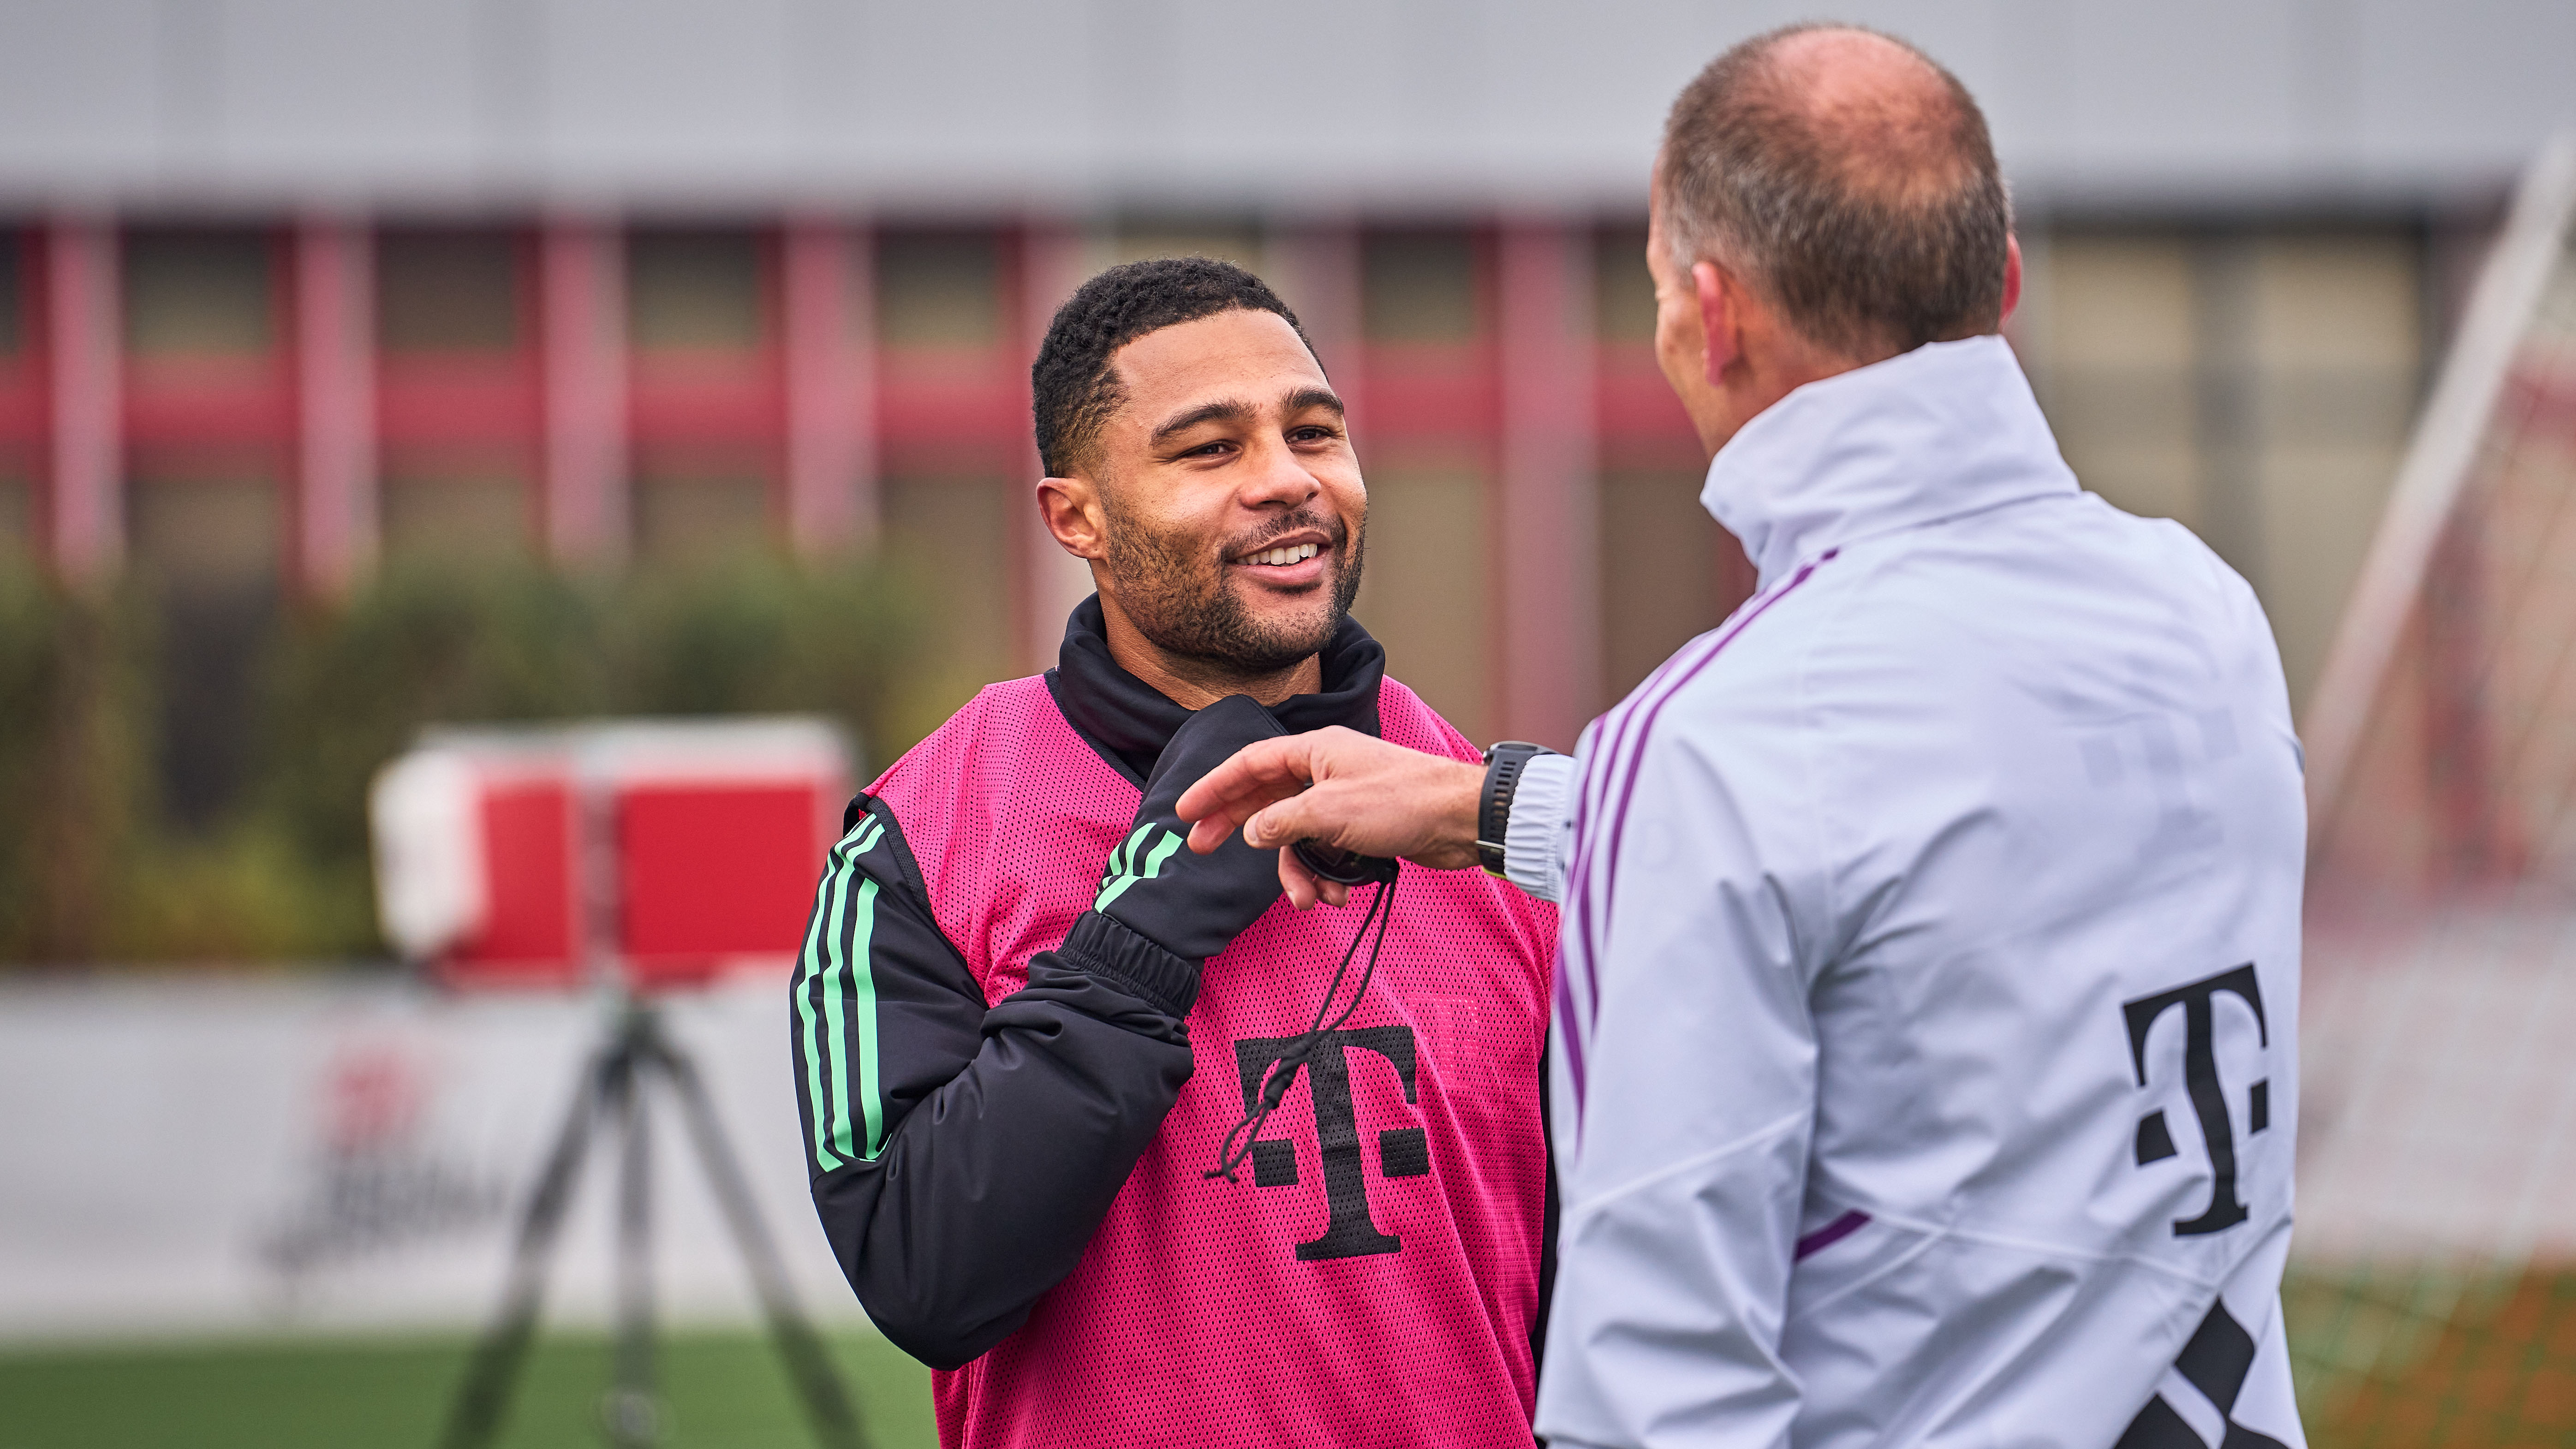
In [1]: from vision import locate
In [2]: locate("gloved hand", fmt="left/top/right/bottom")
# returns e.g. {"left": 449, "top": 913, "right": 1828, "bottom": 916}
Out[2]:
{"left": 1092, "top": 693, "right": 1292, "bottom": 962}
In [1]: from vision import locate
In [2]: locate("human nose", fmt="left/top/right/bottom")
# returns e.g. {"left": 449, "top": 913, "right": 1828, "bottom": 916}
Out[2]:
{"left": 1237, "top": 434, "right": 1322, "bottom": 510}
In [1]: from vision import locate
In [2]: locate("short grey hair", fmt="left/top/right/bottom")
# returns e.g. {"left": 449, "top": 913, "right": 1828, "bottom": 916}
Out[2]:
{"left": 1658, "top": 24, "right": 2013, "bottom": 359}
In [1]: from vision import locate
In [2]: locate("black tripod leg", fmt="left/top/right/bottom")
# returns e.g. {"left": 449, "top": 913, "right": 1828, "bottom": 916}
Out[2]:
{"left": 653, "top": 1036, "right": 870, "bottom": 1449}
{"left": 440, "top": 1056, "right": 602, "bottom": 1449}
{"left": 605, "top": 1053, "right": 661, "bottom": 1449}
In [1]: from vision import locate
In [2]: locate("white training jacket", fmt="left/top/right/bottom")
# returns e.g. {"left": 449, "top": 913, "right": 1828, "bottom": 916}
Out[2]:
{"left": 1505, "top": 336, "right": 2307, "bottom": 1449}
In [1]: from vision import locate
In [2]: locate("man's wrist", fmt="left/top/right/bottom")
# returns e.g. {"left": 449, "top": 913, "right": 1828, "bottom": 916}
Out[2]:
{"left": 1408, "top": 756, "right": 1488, "bottom": 875}
{"left": 1055, "top": 910, "right": 1201, "bottom": 1017}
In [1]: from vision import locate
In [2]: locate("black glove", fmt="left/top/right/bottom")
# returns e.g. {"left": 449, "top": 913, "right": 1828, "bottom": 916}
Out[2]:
{"left": 1050, "top": 694, "right": 1290, "bottom": 1015}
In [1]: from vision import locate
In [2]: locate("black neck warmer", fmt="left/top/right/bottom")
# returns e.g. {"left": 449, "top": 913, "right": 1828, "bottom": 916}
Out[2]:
{"left": 1044, "top": 594, "right": 1386, "bottom": 787}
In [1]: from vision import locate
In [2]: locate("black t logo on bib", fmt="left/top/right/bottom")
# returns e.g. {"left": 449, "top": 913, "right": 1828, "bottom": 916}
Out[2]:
{"left": 1231, "top": 1026, "right": 1428, "bottom": 1260}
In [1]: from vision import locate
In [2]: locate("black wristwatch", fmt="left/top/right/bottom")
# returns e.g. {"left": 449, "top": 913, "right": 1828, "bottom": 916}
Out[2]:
{"left": 1477, "top": 742, "right": 1553, "bottom": 878}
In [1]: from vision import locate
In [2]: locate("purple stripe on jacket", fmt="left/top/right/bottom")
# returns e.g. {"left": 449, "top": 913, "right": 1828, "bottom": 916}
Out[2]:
{"left": 1794, "top": 1210, "right": 1872, "bottom": 1260}
{"left": 1556, "top": 551, "right": 1837, "bottom": 1131}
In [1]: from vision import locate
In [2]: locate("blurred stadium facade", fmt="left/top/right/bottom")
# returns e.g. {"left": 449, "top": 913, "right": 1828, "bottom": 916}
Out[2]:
{"left": 0, "top": 1, "right": 2567, "bottom": 777}
{"left": 4, "top": 2, "right": 2576, "bottom": 1445}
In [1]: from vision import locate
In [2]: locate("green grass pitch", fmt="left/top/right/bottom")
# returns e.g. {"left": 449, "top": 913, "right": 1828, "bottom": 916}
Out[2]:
{"left": 0, "top": 1325, "right": 936, "bottom": 1449}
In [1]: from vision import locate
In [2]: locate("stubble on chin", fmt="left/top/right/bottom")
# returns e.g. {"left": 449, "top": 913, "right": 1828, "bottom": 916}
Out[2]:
{"left": 1103, "top": 507, "right": 1365, "bottom": 678}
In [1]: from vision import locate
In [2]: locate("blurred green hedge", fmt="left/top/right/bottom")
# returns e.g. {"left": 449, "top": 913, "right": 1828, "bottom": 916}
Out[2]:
{"left": 0, "top": 553, "right": 933, "bottom": 965}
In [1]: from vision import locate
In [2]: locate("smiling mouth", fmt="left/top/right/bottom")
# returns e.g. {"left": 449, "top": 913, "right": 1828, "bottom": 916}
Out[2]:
{"left": 1240, "top": 542, "right": 1322, "bottom": 567}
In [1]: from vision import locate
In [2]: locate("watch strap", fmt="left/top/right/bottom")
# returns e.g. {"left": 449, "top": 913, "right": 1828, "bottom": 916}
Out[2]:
{"left": 1478, "top": 741, "right": 1552, "bottom": 877}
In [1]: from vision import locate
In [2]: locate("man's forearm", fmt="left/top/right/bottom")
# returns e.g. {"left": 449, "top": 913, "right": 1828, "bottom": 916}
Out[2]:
{"left": 1176, "top": 727, "right": 1579, "bottom": 906}
{"left": 798, "top": 799, "right": 1202, "bottom": 1371}
{"left": 816, "top": 932, "right": 1194, "bottom": 1369}
{"left": 1177, "top": 727, "right": 1485, "bottom": 900}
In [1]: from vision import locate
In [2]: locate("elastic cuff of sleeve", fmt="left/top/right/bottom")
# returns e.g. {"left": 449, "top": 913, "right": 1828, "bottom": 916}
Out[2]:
{"left": 1054, "top": 910, "right": 1201, "bottom": 1018}
{"left": 1505, "top": 751, "right": 1577, "bottom": 903}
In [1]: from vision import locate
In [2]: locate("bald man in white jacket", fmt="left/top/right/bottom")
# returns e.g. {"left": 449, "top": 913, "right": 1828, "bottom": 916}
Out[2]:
{"left": 1515, "top": 330, "right": 2304, "bottom": 1449}
{"left": 1179, "top": 25, "right": 2306, "bottom": 1449}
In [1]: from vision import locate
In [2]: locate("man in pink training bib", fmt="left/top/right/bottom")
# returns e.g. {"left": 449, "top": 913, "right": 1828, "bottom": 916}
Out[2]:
{"left": 788, "top": 257, "right": 1558, "bottom": 1448}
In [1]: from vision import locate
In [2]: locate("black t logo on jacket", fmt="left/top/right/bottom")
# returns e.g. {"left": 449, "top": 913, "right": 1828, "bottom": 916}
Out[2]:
{"left": 1232, "top": 1026, "right": 1429, "bottom": 1260}
{"left": 2123, "top": 963, "right": 2270, "bottom": 1236}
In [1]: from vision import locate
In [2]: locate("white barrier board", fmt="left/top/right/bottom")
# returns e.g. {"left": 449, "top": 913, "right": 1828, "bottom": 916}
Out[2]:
{"left": 0, "top": 974, "right": 864, "bottom": 1343}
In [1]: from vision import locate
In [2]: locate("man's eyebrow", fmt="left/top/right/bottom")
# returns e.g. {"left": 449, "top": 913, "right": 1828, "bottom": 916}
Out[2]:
{"left": 1147, "top": 387, "right": 1348, "bottom": 450}
{"left": 1284, "top": 386, "right": 1346, "bottom": 418}
{"left": 1149, "top": 399, "right": 1256, "bottom": 449}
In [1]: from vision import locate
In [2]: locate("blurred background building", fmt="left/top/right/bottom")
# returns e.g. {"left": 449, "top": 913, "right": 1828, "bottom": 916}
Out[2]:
{"left": 4, "top": 5, "right": 2576, "bottom": 1447}
{"left": 2, "top": 0, "right": 2567, "bottom": 816}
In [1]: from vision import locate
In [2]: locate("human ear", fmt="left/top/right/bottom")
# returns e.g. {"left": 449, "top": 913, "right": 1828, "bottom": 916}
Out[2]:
{"left": 1999, "top": 233, "right": 2024, "bottom": 328}
{"left": 1693, "top": 260, "right": 1741, "bottom": 388}
{"left": 1038, "top": 475, "right": 1109, "bottom": 561}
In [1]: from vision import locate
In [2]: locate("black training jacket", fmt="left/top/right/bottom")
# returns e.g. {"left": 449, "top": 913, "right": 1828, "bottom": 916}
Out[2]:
{"left": 787, "top": 598, "right": 1404, "bottom": 1369}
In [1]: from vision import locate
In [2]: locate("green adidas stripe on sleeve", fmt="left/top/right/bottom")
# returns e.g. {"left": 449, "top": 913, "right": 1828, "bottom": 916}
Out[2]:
{"left": 1103, "top": 823, "right": 1150, "bottom": 884}
{"left": 798, "top": 843, "right": 853, "bottom": 1173}
{"left": 839, "top": 878, "right": 884, "bottom": 1160}
{"left": 1094, "top": 825, "right": 1184, "bottom": 912}
{"left": 797, "top": 817, "right": 893, "bottom": 1173}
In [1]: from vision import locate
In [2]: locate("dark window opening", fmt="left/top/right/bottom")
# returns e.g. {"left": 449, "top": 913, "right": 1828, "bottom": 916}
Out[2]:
{"left": 377, "top": 228, "right": 522, "bottom": 353}
{"left": 628, "top": 228, "right": 765, "bottom": 352}
{"left": 124, "top": 229, "right": 276, "bottom": 357}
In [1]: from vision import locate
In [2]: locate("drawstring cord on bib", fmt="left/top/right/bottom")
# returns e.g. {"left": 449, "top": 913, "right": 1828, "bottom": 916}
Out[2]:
{"left": 1204, "top": 870, "right": 1400, "bottom": 1183}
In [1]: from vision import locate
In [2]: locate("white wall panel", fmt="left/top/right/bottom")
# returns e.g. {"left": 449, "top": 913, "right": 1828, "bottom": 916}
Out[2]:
{"left": 0, "top": 0, "right": 2565, "bottom": 209}
{"left": 834, "top": 0, "right": 1103, "bottom": 196}
{"left": 540, "top": 0, "right": 801, "bottom": 188}
{"left": 2353, "top": 0, "right": 2576, "bottom": 170}
{"left": 0, "top": 975, "right": 860, "bottom": 1341}
{"left": 214, "top": 0, "right": 483, "bottom": 185}
{"left": 0, "top": 0, "right": 162, "bottom": 189}
{"left": 2048, "top": 0, "right": 2308, "bottom": 169}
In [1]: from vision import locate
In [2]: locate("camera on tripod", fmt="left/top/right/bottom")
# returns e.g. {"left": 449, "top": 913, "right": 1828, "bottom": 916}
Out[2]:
{"left": 370, "top": 717, "right": 871, "bottom": 1449}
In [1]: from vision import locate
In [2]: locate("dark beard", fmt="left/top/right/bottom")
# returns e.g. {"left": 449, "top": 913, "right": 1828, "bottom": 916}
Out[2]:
{"left": 1101, "top": 503, "right": 1366, "bottom": 678}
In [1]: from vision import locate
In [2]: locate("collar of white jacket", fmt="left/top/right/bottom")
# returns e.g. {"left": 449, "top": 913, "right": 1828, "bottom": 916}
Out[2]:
{"left": 1701, "top": 332, "right": 2083, "bottom": 590}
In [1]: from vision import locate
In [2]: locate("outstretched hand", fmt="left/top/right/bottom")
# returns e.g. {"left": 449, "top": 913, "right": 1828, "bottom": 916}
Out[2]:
{"left": 1174, "top": 726, "right": 1484, "bottom": 908}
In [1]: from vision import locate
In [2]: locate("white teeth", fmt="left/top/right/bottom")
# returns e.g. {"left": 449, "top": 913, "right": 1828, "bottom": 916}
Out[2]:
{"left": 1248, "top": 543, "right": 1320, "bottom": 566}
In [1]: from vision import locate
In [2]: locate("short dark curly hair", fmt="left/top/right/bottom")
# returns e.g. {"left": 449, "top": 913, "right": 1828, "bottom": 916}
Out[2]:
{"left": 1032, "top": 256, "right": 1315, "bottom": 477}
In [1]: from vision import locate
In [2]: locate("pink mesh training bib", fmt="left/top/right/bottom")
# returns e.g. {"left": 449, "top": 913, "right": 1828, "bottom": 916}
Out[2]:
{"left": 868, "top": 674, "right": 1557, "bottom": 1449}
